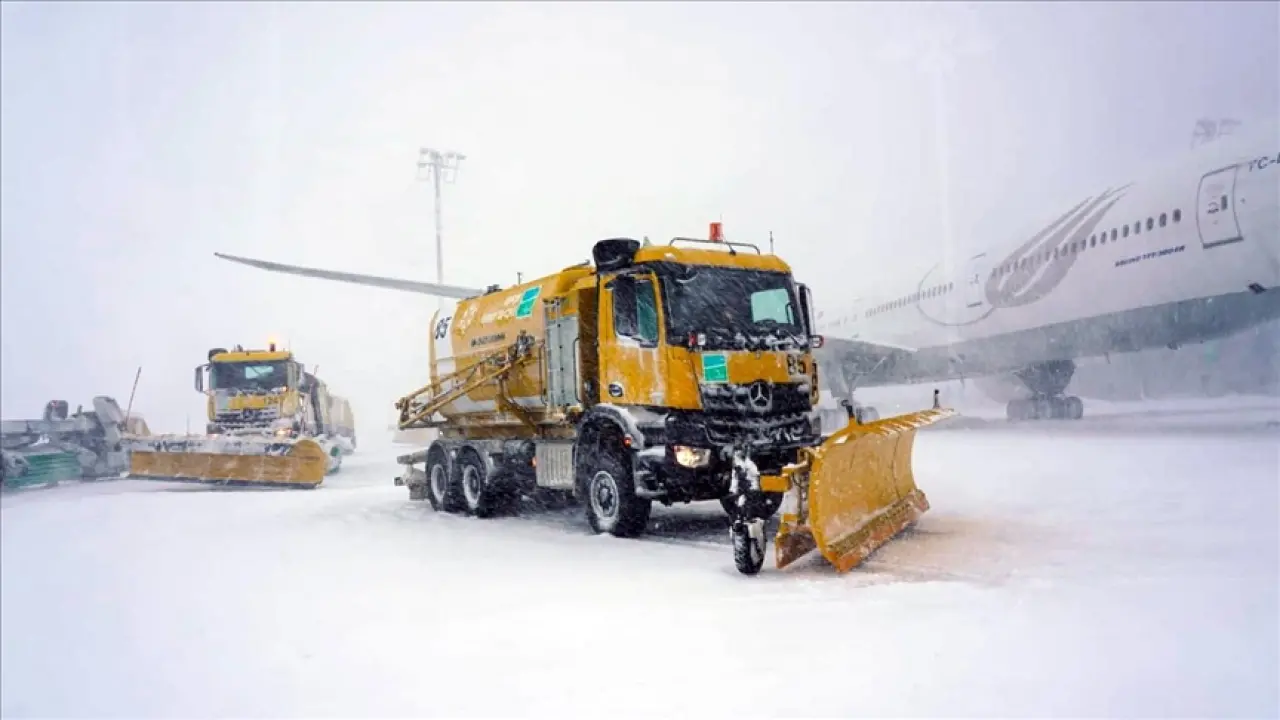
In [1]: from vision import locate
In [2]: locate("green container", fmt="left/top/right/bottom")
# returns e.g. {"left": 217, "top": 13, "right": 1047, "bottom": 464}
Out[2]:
{"left": 2, "top": 449, "right": 83, "bottom": 489}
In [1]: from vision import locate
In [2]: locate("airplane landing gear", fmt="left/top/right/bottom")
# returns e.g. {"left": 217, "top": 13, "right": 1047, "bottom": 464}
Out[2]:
{"left": 1006, "top": 394, "right": 1084, "bottom": 421}
{"left": 1007, "top": 360, "right": 1085, "bottom": 422}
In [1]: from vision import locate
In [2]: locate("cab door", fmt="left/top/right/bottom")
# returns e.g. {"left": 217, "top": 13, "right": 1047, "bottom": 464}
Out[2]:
{"left": 598, "top": 271, "right": 667, "bottom": 406}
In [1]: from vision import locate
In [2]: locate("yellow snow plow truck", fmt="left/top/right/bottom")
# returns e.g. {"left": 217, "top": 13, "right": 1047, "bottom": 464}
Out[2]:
{"left": 127, "top": 343, "right": 355, "bottom": 489}
{"left": 213, "top": 228, "right": 952, "bottom": 574}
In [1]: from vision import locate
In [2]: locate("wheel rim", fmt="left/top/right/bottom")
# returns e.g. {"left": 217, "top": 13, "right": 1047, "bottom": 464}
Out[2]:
{"left": 429, "top": 463, "right": 447, "bottom": 502}
{"left": 462, "top": 465, "right": 482, "bottom": 507}
{"left": 590, "top": 470, "right": 619, "bottom": 522}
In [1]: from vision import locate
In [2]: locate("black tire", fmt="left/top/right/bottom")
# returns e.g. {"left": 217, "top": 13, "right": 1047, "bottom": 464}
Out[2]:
{"left": 1066, "top": 396, "right": 1085, "bottom": 420}
{"left": 582, "top": 446, "right": 651, "bottom": 538}
{"left": 719, "top": 492, "right": 784, "bottom": 521}
{"left": 426, "top": 447, "right": 464, "bottom": 513}
{"left": 732, "top": 521, "right": 766, "bottom": 575}
{"left": 458, "top": 450, "right": 499, "bottom": 518}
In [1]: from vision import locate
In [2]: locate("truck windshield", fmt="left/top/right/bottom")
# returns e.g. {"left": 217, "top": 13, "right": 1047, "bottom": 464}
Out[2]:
{"left": 211, "top": 361, "right": 290, "bottom": 391}
{"left": 658, "top": 265, "right": 804, "bottom": 348}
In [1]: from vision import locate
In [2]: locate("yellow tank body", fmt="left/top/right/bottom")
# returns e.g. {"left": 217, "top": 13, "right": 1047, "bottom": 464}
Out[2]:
{"left": 426, "top": 263, "right": 595, "bottom": 429}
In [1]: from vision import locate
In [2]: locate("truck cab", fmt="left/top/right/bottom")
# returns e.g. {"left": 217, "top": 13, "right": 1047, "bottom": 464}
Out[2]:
{"left": 195, "top": 344, "right": 304, "bottom": 434}
{"left": 570, "top": 236, "right": 824, "bottom": 533}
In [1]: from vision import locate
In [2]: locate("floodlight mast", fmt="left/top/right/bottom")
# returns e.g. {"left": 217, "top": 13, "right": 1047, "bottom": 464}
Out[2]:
{"left": 416, "top": 147, "right": 466, "bottom": 309}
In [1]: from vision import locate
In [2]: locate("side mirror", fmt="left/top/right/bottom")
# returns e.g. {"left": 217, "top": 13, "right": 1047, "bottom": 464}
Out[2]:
{"left": 810, "top": 335, "right": 825, "bottom": 349}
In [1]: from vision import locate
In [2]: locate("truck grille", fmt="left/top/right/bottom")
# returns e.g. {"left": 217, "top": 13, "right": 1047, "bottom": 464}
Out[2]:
{"left": 700, "top": 381, "right": 811, "bottom": 415}
{"left": 214, "top": 407, "right": 280, "bottom": 425}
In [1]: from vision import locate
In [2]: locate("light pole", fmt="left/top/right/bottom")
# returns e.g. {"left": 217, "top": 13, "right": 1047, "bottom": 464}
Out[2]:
{"left": 416, "top": 147, "right": 466, "bottom": 308}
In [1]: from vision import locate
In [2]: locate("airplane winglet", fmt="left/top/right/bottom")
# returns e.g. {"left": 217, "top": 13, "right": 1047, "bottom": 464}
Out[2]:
{"left": 213, "top": 252, "right": 486, "bottom": 300}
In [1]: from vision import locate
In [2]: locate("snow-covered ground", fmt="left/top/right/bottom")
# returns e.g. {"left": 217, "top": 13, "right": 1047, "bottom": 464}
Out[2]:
{"left": 2, "top": 414, "right": 1277, "bottom": 717}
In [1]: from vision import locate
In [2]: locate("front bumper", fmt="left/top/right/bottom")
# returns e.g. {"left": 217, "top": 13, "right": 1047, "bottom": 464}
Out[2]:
{"left": 632, "top": 411, "right": 820, "bottom": 503}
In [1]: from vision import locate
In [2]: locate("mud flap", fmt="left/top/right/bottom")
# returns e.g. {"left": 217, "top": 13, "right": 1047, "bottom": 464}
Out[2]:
{"left": 127, "top": 437, "right": 329, "bottom": 489}
{"left": 775, "top": 408, "right": 955, "bottom": 572}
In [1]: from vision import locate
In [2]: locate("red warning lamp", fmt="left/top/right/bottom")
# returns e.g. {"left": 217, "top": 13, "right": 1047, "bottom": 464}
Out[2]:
{"left": 709, "top": 222, "right": 724, "bottom": 243}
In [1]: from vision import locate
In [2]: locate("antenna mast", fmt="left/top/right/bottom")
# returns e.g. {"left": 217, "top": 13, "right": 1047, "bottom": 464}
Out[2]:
{"left": 416, "top": 147, "right": 467, "bottom": 309}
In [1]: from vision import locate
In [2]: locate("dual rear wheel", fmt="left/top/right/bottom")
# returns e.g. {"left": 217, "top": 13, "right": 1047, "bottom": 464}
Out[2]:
{"left": 425, "top": 448, "right": 505, "bottom": 517}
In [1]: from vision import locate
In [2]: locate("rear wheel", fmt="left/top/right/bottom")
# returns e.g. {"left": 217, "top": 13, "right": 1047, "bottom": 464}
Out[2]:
{"left": 582, "top": 447, "right": 651, "bottom": 538}
{"left": 458, "top": 451, "right": 499, "bottom": 518}
{"left": 426, "top": 448, "right": 464, "bottom": 513}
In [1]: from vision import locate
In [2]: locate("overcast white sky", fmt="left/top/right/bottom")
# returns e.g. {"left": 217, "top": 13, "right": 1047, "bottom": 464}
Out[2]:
{"left": 2, "top": 1, "right": 1277, "bottom": 431}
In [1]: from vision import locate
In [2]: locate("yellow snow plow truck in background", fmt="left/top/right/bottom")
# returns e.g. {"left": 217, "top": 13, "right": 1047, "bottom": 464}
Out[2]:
{"left": 127, "top": 343, "right": 355, "bottom": 489}
{"left": 213, "top": 228, "right": 952, "bottom": 574}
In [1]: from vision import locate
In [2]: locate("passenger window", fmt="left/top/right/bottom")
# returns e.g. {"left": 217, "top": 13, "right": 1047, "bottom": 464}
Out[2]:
{"left": 1173, "top": 209, "right": 1182, "bottom": 223}
{"left": 1159, "top": 213, "right": 1168, "bottom": 227}
{"left": 1090, "top": 236, "right": 1096, "bottom": 248}
{"left": 1134, "top": 222, "right": 1141, "bottom": 235}
{"left": 1146, "top": 217, "right": 1154, "bottom": 231}
{"left": 635, "top": 280, "right": 659, "bottom": 343}
{"left": 1110, "top": 229, "right": 1117, "bottom": 241}
{"left": 1122, "top": 226, "right": 1129, "bottom": 238}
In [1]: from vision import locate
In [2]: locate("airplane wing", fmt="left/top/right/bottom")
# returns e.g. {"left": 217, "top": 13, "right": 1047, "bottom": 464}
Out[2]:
{"left": 816, "top": 335, "right": 914, "bottom": 377}
{"left": 814, "top": 334, "right": 957, "bottom": 388}
{"left": 213, "top": 252, "right": 486, "bottom": 300}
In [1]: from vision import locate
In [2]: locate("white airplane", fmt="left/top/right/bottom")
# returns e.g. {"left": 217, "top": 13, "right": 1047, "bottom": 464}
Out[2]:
{"left": 811, "top": 121, "right": 1280, "bottom": 421}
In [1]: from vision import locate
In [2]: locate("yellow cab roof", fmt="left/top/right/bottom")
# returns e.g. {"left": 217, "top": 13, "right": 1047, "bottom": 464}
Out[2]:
{"left": 211, "top": 350, "right": 293, "bottom": 363}
{"left": 632, "top": 243, "right": 792, "bottom": 274}
{"left": 530, "top": 241, "right": 795, "bottom": 297}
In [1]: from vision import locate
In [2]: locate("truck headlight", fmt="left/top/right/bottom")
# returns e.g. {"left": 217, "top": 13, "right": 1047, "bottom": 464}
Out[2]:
{"left": 673, "top": 445, "right": 711, "bottom": 468}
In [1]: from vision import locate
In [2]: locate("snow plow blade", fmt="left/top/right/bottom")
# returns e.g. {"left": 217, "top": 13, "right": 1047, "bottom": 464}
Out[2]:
{"left": 126, "top": 436, "right": 330, "bottom": 489}
{"left": 774, "top": 407, "right": 956, "bottom": 572}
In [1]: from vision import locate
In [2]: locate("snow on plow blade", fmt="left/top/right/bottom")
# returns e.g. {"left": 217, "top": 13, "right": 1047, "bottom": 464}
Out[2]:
{"left": 127, "top": 435, "right": 329, "bottom": 489}
{"left": 774, "top": 408, "right": 956, "bottom": 572}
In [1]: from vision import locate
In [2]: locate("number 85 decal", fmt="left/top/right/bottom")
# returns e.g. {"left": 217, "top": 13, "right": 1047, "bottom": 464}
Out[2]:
{"left": 786, "top": 353, "right": 809, "bottom": 376}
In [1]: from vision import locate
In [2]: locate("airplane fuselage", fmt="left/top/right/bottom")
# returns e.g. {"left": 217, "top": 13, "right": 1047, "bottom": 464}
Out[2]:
{"left": 817, "top": 126, "right": 1280, "bottom": 399}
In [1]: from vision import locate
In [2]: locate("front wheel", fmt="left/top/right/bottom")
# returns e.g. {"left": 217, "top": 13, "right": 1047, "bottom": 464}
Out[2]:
{"left": 732, "top": 519, "right": 766, "bottom": 575}
{"left": 582, "top": 448, "right": 651, "bottom": 538}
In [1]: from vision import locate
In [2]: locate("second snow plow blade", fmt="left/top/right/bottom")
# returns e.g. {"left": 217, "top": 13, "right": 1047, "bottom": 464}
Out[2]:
{"left": 127, "top": 435, "right": 329, "bottom": 489}
{"left": 774, "top": 408, "right": 955, "bottom": 572}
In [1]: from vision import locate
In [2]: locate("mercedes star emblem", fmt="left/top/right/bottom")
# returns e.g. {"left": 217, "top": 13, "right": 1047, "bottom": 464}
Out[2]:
{"left": 747, "top": 382, "right": 771, "bottom": 410}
